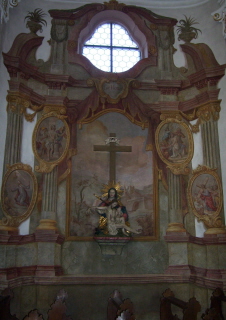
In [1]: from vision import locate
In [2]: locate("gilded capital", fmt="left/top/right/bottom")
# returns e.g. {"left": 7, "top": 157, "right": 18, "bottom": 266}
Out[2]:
{"left": 6, "top": 93, "right": 44, "bottom": 121}
{"left": 196, "top": 102, "right": 221, "bottom": 122}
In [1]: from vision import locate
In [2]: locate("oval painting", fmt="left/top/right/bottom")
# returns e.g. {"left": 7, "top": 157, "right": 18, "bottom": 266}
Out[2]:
{"left": 156, "top": 119, "right": 193, "bottom": 167}
{"left": 33, "top": 115, "right": 69, "bottom": 164}
{"left": 1, "top": 164, "right": 37, "bottom": 220}
{"left": 189, "top": 170, "right": 222, "bottom": 218}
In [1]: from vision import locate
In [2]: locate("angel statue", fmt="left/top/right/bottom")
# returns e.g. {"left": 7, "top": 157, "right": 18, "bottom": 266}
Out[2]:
{"left": 94, "top": 183, "right": 140, "bottom": 237}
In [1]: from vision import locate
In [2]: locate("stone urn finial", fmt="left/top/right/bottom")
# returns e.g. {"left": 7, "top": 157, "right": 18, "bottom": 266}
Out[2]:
{"left": 176, "top": 15, "right": 202, "bottom": 43}
{"left": 24, "top": 8, "right": 47, "bottom": 34}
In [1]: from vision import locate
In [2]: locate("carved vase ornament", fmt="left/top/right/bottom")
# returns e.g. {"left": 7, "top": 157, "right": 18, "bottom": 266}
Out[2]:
{"left": 32, "top": 112, "right": 70, "bottom": 173}
{"left": 187, "top": 165, "right": 226, "bottom": 234}
{"left": 0, "top": 163, "right": 38, "bottom": 229}
{"left": 155, "top": 118, "right": 194, "bottom": 175}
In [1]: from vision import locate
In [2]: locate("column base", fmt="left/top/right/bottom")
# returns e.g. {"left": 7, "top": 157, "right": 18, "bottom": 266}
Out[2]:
{"left": 166, "top": 223, "right": 186, "bottom": 233}
{"left": 204, "top": 227, "right": 226, "bottom": 235}
{"left": 36, "top": 219, "right": 58, "bottom": 232}
{"left": 0, "top": 225, "right": 19, "bottom": 235}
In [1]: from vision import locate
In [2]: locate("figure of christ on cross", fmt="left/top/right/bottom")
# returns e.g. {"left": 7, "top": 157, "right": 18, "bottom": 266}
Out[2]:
{"left": 93, "top": 133, "right": 132, "bottom": 184}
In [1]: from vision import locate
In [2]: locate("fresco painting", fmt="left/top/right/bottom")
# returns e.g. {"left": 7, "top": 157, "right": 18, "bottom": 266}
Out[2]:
{"left": 35, "top": 116, "right": 67, "bottom": 163}
{"left": 68, "top": 113, "right": 155, "bottom": 239}
{"left": 158, "top": 121, "right": 190, "bottom": 164}
{"left": 2, "top": 169, "right": 33, "bottom": 217}
{"left": 191, "top": 172, "right": 221, "bottom": 216}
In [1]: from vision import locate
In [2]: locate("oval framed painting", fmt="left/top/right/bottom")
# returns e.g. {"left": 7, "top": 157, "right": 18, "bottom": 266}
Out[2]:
{"left": 188, "top": 166, "right": 222, "bottom": 220}
{"left": 32, "top": 113, "right": 70, "bottom": 165}
{"left": 1, "top": 163, "right": 38, "bottom": 223}
{"left": 155, "top": 118, "right": 194, "bottom": 168}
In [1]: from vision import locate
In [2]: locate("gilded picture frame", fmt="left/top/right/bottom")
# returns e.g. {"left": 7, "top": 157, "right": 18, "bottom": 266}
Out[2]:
{"left": 187, "top": 166, "right": 223, "bottom": 228}
{"left": 155, "top": 118, "right": 194, "bottom": 174}
{"left": 1, "top": 163, "right": 38, "bottom": 227}
{"left": 32, "top": 112, "right": 70, "bottom": 173}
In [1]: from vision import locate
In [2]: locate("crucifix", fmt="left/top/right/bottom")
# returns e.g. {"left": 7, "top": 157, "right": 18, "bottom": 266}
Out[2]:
{"left": 93, "top": 133, "right": 132, "bottom": 183}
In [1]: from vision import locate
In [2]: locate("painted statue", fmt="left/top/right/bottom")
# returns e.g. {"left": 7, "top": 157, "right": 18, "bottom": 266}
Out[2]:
{"left": 95, "top": 187, "right": 140, "bottom": 236}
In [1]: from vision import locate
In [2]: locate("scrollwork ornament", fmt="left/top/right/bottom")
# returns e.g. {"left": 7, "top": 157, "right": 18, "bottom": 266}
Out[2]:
{"left": 155, "top": 118, "right": 194, "bottom": 175}
{"left": 87, "top": 77, "right": 134, "bottom": 104}
{"left": 185, "top": 103, "right": 221, "bottom": 133}
{"left": 196, "top": 103, "right": 221, "bottom": 123}
{"left": 0, "top": 163, "right": 38, "bottom": 227}
{"left": 9, "top": 0, "right": 19, "bottom": 6}
{"left": 67, "top": 148, "right": 77, "bottom": 159}
{"left": 187, "top": 165, "right": 224, "bottom": 230}
{"left": 160, "top": 112, "right": 182, "bottom": 121}
{"left": 0, "top": 0, "right": 20, "bottom": 22}
{"left": 104, "top": 0, "right": 125, "bottom": 10}
{"left": 43, "top": 106, "right": 67, "bottom": 115}
{"left": 168, "top": 165, "right": 190, "bottom": 175}
{"left": 6, "top": 93, "right": 44, "bottom": 120}
{"left": 35, "top": 161, "right": 58, "bottom": 173}
{"left": 32, "top": 112, "right": 70, "bottom": 173}
{"left": 213, "top": 13, "right": 222, "bottom": 21}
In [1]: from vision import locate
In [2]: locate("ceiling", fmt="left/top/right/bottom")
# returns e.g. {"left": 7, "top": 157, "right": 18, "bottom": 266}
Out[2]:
{"left": 45, "top": 0, "right": 215, "bottom": 9}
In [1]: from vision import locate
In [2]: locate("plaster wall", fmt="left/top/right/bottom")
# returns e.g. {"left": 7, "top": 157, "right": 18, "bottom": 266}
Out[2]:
{"left": 0, "top": 0, "right": 225, "bottom": 237}
{"left": 0, "top": 1, "right": 226, "bottom": 318}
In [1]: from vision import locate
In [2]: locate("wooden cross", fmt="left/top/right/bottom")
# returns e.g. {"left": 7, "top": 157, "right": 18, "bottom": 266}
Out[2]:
{"left": 93, "top": 133, "right": 132, "bottom": 183}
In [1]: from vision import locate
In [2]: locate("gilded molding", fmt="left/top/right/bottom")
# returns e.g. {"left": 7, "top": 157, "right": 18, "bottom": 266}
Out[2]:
{"left": 0, "top": 163, "right": 37, "bottom": 228}
{"left": 67, "top": 148, "right": 77, "bottom": 159}
{"left": 146, "top": 144, "right": 153, "bottom": 151}
{"left": 156, "top": 166, "right": 168, "bottom": 191}
{"left": 58, "top": 167, "right": 71, "bottom": 184}
{"left": 43, "top": 105, "right": 67, "bottom": 115}
{"left": 188, "top": 102, "right": 221, "bottom": 133}
{"left": 196, "top": 103, "right": 220, "bottom": 122}
{"left": 166, "top": 102, "right": 222, "bottom": 134}
{"left": 148, "top": 45, "right": 157, "bottom": 56}
{"left": 6, "top": 93, "right": 44, "bottom": 121}
{"left": 161, "top": 110, "right": 196, "bottom": 123}
{"left": 104, "top": 0, "right": 125, "bottom": 10}
{"left": 160, "top": 111, "right": 182, "bottom": 121}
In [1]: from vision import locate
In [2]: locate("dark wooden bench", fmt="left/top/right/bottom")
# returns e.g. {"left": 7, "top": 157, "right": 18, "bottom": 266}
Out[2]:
{"left": 160, "top": 288, "right": 201, "bottom": 320}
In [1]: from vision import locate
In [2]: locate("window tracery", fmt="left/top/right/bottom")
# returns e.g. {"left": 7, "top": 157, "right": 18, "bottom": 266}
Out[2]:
{"left": 82, "top": 22, "right": 141, "bottom": 72}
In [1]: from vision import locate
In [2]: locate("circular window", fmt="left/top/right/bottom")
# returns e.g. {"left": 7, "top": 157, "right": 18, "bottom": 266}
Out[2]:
{"left": 82, "top": 23, "right": 141, "bottom": 73}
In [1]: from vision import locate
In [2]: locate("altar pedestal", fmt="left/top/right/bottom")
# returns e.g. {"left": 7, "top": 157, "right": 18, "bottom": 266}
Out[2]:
{"left": 94, "top": 236, "right": 132, "bottom": 255}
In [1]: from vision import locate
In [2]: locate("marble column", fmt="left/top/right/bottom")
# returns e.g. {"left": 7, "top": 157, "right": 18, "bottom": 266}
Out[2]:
{"left": 201, "top": 119, "right": 221, "bottom": 172}
{"left": 0, "top": 100, "right": 24, "bottom": 232}
{"left": 166, "top": 170, "right": 186, "bottom": 233}
{"left": 200, "top": 113, "right": 226, "bottom": 234}
{"left": 36, "top": 166, "right": 58, "bottom": 232}
{"left": 3, "top": 103, "right": 23, "bottom": 174}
